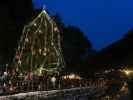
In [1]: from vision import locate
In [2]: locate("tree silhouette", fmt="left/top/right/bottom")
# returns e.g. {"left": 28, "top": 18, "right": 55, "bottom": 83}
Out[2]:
{"left": 0, "top": 0, "right": 34, "bottom": 63}
{"left": 124, "top": 28, "right": 133, "bottom": 40}
{"left": 53, "top": 14, "right": 92, "bottom": 73}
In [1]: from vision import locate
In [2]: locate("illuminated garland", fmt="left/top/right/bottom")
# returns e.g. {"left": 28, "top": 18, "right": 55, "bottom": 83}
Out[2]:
{"left": 13, "top": 9, "right": 65, "bottom": 76}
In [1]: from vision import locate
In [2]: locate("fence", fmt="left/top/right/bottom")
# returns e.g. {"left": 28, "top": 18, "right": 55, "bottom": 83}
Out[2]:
{"left": 0, "top": 77, "right": 107, "bottom": 95}
{"left": 0, "top": 87, "right": 105, "bottom": 100}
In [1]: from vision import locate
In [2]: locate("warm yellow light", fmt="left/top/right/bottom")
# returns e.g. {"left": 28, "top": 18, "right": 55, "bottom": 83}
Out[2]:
{"left": 35, "top": 66, "right": 44, "bottom": 76}
{"left": 62, "top": 74, "right": 81, "bottom": 80}
{"left": 123, "top": 69, "right": 133, "bottom": 76}
{"left": 125, "top": 70, "right": 130, "bottom": 75}
{"left": 69, "top": 74, "right": 75, "bottom": 79}
{"left": 63, "top": 76, "right": 67, "bottom": 79}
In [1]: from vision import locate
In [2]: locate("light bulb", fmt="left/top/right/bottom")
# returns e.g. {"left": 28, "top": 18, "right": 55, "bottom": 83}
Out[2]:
{"left": 9, "top": 80, "right": 12, "bottom": 84}
{"left": 51, "top": 42, "right": 54, "bottom": 46}
{"left": 25, "top": 38, "right": 29, "bottom": 42}
{"left": 18, "top": 60, "right": 21, "bottom": 65}
{"left": 51, "top": 77, "right": 56, "bottom": 83}
{"left": 54, "top": 27, "right": 59, "bottom": 32}
{"left": 39, "top": 30, "right": 42, "bottom": 34}
{"left": 4, "top": 72, "right": 8, "bottom": 76}
{"left": 43, "top": 52, "right": 47, "bottom": 56}
{"left": 39, "top": 49, "right": 42, "bottom": 54}
{"left": 34, "top": 23, "right": 37, "bottom": 26}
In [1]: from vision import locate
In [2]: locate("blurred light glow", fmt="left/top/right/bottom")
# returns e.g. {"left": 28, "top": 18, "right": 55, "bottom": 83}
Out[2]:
{"left": 63, "top": 74, "right": 81, "bottom": 80}
{"left": 51, "top": 77, "right": 56, "bottom": 83}
{"left": 123, "top": 69, "right": 133, "bottom": 76}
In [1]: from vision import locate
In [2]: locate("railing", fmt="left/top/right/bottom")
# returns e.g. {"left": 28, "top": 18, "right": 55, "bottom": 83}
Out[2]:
{"left": 0, "top": 87, "right": 105, "bottom": 100}
{"left": 0, "top": 77, "right": 107, "bottom": 96}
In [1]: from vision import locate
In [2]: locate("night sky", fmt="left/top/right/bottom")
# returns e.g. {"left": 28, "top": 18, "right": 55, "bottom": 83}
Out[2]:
{"left": 33, "top": 0, "right": 133, "bottom": 50}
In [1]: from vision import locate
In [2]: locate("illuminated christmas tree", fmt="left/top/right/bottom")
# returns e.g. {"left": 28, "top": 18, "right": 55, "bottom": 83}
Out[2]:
{"left": 13, "top": 9, "right": 65, "bottom": 78}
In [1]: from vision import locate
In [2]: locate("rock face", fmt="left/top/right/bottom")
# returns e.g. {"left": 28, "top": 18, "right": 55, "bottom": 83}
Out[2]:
{"left": 0, "top": 0, "right": 34, "bottom": 63}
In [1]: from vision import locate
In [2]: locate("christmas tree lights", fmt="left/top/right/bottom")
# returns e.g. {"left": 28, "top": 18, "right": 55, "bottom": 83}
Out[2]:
{"left": 13, "top": 9, "right": 65, "bottom": 77}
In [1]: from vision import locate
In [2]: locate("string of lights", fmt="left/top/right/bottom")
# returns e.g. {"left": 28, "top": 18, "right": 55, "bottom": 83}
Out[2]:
{"left": 13, "top": 9, "right": 65, "bottom": 77}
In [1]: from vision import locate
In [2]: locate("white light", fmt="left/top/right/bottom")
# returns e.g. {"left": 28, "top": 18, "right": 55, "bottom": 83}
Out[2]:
{"left": 34, "top": 23, "right": 37, "bottom": 26}
{"left": 51, "top": 77, "right": 56, "bottom": 83}
{"left": 10, "top": 88, "right": 13, "bottom": 91}
{"left": 51, "top": 42, "right": 54, "bottom": 46}
{"left": 25, "top": 38, "right": 29, "bottom": 42}
{"left": 43, "top": 9, "right": 47, "bottom": 14}
{"left": 18, "top": 60, "right": 21, "bottom": 65}
{"left": 9, "top": 80, "right": 12, "bottom": 84}
{"left": 39, "top": 30, "right": 42, "bottom": 33}
{"left": 69, "top": 74, "right": 75, "bottom": 79}
{"left": 43, "top": 52, "right": 47, "bottom": 56}
{"left": 54, "top": 27, "right": 58, "bottom": 32}
{"left": 4, "top": 72, "right": 8, "bottom": 76}
{"left": 4, "top": 83, "right": 6, "bottom": 87}
{"left": 20, "top": 73, "right": 23, "bottom": 77}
